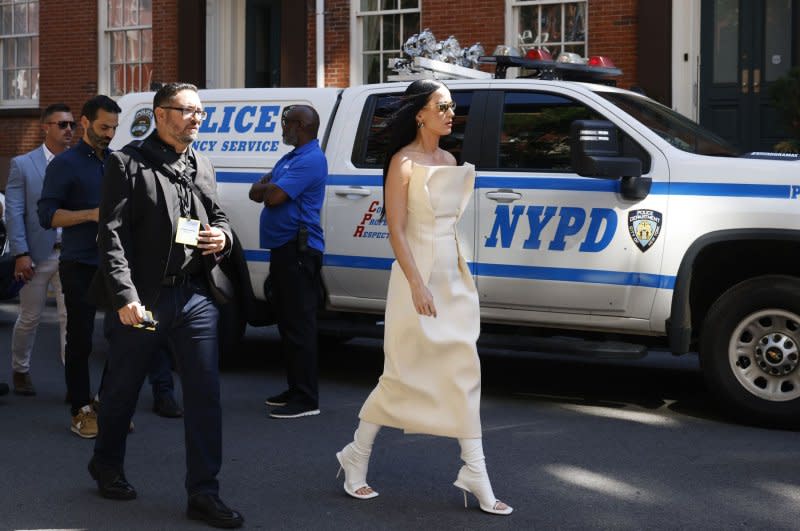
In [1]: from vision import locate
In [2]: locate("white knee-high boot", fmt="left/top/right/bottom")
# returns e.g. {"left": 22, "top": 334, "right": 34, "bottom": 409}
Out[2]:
{"left": 336, "top": 420, "right": 381, "bottom": 499}
{"left": 454, "top": 438, "right": 513, "bottom": 515}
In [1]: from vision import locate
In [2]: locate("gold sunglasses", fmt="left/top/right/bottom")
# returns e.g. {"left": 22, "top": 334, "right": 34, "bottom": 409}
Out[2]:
{"left": 429, "top": 101, "right": 457, "bottom": 112}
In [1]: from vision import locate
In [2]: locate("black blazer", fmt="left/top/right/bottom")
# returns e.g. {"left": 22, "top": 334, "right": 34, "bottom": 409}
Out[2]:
{"left": 90, "top": 133, "right": 234, "bottom": 311}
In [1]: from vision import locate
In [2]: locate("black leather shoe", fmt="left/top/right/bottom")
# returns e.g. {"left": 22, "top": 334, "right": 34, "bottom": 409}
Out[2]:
{"left": 153, "top": 393, "right": 183, "bottom": 418}
{"left": 0, "top": 382, "right": 8, "bottom": 396}
{"left": 88, "top": 458, "right": 137, "bottom": 500}
{"left": 187, "top": 493, "right": 244, "bottom": 529}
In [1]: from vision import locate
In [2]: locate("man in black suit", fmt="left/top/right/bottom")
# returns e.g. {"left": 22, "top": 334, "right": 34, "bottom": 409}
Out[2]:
{"left": 88, "top": 83, "right": 243, "bottom": 529}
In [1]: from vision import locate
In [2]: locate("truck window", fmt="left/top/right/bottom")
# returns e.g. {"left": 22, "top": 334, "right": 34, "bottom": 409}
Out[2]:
{"left": 498, "top": 92, "right": 600, "bottom": 171}
{"left": 496, "top": 91, "right": 651, "bottom": 173}
{"left": 353, "top": 91, "right": 473, "bottom": 168}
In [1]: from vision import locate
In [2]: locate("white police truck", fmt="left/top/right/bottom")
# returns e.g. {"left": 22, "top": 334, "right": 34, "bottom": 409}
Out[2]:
{"left": 112, "top": 58, "right": 800, "bottom": 427}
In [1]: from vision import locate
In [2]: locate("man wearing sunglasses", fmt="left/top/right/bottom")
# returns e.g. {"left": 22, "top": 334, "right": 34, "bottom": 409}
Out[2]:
{"left": 38, "top": 95, "right": 121, "bottom": 439}
{"left": 249, "top": 104, "right": 327, "bottom": 419}
{"left": 6, "top": 103, "right": 73, "bottom": 397}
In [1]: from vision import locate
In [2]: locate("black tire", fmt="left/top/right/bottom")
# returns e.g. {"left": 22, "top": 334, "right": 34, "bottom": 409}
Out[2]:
{"left": 701, "top": 275, "right": 800, "bottom": 428}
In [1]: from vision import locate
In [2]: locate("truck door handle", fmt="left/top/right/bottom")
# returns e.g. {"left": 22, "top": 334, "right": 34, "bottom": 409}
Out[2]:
{"left": 334, "top": 187, "right": 372, "bottom": 197}
{"left": 486, "top": 190, "right": 522, "bottom": 203}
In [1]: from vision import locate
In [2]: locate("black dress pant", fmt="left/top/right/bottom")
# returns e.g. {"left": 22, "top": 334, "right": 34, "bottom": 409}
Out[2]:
{"left": 94, "top": 278, "right": 222, "bottom": 495}
{"left": 269, "top": 242, "right": 322, "bottom": 408}
{"left": 59, "top": 260, "right": 98, "bottom": 415}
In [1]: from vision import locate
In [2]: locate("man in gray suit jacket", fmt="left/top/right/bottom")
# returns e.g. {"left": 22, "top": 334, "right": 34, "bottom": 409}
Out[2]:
{"left": 6, "top": 103, "right": 73, "bottom": 395}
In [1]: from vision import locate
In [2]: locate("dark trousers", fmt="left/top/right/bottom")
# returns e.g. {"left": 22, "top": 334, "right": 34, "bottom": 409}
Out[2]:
{"left": 270, "top": 243, "right": 322, "bottom": 408}
{"left": 102, "top": 314, "right": 175, "bottom": 400}
{"left": 59, "top": 260, "right": 98, "bottom": 415}
{"left": 93, "top": 279, "right": 222, "bottom": 495}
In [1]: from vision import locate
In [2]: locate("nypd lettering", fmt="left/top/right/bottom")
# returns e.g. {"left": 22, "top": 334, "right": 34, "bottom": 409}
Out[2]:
{"left": 485, "top": 204, "right": 617, "bottom": 252}
{"left": 628, "top": 209, "right": 662, "bottom": 252}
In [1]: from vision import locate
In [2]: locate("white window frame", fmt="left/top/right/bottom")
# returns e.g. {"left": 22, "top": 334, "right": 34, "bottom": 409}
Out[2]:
{"left": 350, "top": 0, "right": 421, "bottom": 86}
{"left": 505, "top": 0, "right": 588, "bottom": 59}
{"left": 97, "top": 0, "right": 153, "bottom": 97}
{"left": 0, "top": 0, "right": 39, "bottom": 108}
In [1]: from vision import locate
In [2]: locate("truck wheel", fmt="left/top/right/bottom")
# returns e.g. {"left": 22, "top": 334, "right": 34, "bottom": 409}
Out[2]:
{"left": 701, "top": 275, "right": 800, "bottom": 428}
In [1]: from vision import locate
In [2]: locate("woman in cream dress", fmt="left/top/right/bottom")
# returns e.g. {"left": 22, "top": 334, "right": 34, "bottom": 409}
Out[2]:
{"left": 335, "top": 80, "right": 511, "bottom": 515}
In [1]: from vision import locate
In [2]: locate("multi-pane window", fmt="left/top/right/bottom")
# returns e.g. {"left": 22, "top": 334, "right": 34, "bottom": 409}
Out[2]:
{"left": 0, "top": 0, "right": 38, "bottom": 106}
{"left": 357, "top": 0, "right": 420, "bottom": 84}
{"left": 103, "top": 0, "right": 152, "bottom": 96}
{"left": 511, "top": 1, "right": 587, "bottom": 58}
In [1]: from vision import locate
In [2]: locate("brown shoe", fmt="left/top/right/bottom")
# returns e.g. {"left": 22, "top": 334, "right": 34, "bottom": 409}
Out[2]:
{"left": 71, "top": 405, "right": 98, "bottom": 439}
{"left": 12, "top": 371, "right": 36, "bottom": 396}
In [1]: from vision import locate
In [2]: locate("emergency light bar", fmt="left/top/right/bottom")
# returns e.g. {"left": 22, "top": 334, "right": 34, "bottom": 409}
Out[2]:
{"left": 478, "top": 53, "right": 622, "bottom": 83}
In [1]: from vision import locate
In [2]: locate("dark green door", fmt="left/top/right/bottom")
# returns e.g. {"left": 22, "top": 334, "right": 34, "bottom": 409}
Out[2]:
{"left": 700, "top": 0, "right": 798, "bottom": 151}
{"left": 246, "top": 0, "right": 281, "bottom": 87}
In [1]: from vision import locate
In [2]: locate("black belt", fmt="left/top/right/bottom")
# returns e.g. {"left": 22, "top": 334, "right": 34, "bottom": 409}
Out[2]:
{"left": 161, "top": 273, "right": 200, "bottom": 287}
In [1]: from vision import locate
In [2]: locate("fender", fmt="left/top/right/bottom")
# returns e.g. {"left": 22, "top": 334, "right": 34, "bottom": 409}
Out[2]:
{"left": 668, "top": 229, "right": 800, "bottom": 354}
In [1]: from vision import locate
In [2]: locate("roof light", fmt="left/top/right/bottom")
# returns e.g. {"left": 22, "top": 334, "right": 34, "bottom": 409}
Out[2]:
{"left": 556, "top": 52, "right": 586, "bottom": 64}
{"left": 492, "top": 45, "right": 521, "bottom": 57}
{"left": 525, "top": 48, "right": 553, "bottom": 61}
{"left": 587, "top": 56, "right": 616, "bottom": 68}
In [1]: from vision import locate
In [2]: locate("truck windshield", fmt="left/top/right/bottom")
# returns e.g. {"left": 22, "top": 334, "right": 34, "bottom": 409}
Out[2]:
{"left": 594, "top": 91, "right": 742, "bottom": 157}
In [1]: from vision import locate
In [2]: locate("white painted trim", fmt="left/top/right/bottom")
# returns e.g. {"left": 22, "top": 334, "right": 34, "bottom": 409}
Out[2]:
{"left": 671, "top": 0, "right": 701, "bottom": 121}
{"left": 316, "top": 0, "right": 325, "bottom": 87}
{"left": 205, "top": 0, "right": 246, "bottom": 89}
{"left": 98, "top": 0, "right": 109, "bottom": 95}
{"left": 349, "top": 1, "right": 359, "bottom": 85}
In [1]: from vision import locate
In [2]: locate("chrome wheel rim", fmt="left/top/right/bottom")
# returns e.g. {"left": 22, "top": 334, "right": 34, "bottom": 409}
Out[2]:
{"left": 729, "top": 309, "right": 800, "bottom": 402}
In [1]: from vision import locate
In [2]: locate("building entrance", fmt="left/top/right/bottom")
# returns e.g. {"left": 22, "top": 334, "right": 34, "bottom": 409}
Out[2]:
{"left": 699, "top": 0, "right": 798, "bottom": 152}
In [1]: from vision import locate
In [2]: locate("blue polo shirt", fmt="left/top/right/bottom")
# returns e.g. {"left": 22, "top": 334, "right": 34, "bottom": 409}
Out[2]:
{"left": 259, "top": 139, "right": 327, "bottom": 252}
{"left": 38, "top": 139, "right": 110, "bottom": 265}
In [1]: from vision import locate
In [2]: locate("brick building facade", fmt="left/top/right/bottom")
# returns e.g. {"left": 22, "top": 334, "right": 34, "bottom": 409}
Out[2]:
{"left": 0, "top": 0, "right": 795, "bottom": 186}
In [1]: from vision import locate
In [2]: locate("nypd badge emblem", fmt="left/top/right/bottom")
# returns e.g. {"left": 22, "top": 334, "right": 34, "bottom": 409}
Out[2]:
{"left": 130, "top": 108, "right": 154, "bottom": 138}
{"left": 628, "top": 210, "right": 662, "bottom": 252}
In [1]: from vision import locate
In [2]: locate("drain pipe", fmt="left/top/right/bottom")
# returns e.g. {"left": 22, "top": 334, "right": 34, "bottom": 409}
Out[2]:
{"left": 316, "top": 0, "right": 325, "bottom": 87}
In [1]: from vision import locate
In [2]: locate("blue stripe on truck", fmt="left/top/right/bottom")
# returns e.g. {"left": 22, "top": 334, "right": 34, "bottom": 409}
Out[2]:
{"left": 244, "top": 249, "right": 676, "bottom": 289}
{"left": 220, "top": 171, "right": 792, "bottom": 199}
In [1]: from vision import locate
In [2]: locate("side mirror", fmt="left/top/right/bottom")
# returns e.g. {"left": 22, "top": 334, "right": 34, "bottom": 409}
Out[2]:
{"left": 570, "top": 119, "right": 651, "bottom": 200}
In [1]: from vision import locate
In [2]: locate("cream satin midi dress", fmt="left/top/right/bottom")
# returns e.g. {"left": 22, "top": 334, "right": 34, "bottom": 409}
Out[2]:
{"left": 359, "top": 162, "right": 481, "bottom": 438}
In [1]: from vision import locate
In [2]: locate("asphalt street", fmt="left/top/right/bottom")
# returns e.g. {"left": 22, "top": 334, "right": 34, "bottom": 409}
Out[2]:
{"left": 2, "top": 299, "right": 800, "bottom": 531}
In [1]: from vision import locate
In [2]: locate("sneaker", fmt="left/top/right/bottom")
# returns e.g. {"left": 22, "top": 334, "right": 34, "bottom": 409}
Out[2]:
{"left": 71, "top": 405, "right": 98, "bottom": 439}
{"left": 264, "top": 389, "right": 292, "bottom": 407}
{"left": 12, "top": 371, "right": 36, "bottom": 396}
{"left": 269, "top": 402, "right": 320, "bottom": 419}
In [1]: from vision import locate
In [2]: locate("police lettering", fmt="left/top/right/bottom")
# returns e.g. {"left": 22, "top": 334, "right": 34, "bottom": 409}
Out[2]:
{"left": 200, "top": 105, "right": 281, "bottom": 134}
{"left": 485, "top": 204, "right": 617, "bottom": 252}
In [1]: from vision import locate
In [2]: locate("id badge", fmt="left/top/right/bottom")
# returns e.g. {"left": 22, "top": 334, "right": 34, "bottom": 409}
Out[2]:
{"left": 176, "top": 217, "right": 201, "bottom": 246}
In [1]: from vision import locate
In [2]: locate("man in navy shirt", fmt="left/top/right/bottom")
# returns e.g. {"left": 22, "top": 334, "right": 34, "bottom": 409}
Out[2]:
{"left": 249, "top": 104, "right": 327, "bottom": 418}
{"left": 38, "top": 95, "right": 120, "bottom": 438}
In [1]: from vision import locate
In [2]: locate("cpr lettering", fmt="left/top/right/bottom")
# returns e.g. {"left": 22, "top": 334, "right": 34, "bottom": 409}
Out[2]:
{"left": 200, "top": 105, "right": 281, "bottom": 134}
{"left": 485, "top": 204, "right": 617, "bottom": 252}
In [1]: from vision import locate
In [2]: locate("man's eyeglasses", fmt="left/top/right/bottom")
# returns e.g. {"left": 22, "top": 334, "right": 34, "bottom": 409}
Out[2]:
{"left": 46, "top": 121, "right": 77, "bottom": 130}
{"left": 160, "top": 106, "right": 208, "bottom": 120}
{"left": 429, "top": 101, "right": 457, "bottom": 113}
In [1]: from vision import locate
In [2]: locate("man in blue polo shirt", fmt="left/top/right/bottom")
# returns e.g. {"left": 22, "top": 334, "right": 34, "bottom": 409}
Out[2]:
{"left": 249, "top": 104, "right": 326, "bottom": 419}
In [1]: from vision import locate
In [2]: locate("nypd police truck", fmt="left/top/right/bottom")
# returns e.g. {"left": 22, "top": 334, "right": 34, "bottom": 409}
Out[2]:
{"left": 112, "top": 58, "right": 800, "bottom": 427}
